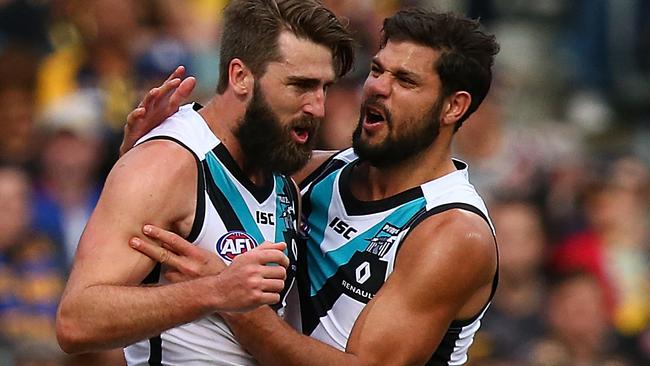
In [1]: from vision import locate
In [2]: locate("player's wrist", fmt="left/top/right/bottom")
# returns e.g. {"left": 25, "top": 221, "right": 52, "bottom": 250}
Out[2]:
{"left": 189, "top": 275, "right": 226, "bottom": 313}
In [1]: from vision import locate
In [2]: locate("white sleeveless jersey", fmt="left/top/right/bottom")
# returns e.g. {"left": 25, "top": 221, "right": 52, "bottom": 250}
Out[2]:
{"left": 296, "top": 148, "right": 498, "bottom": 366}
{"left": 124, "top": 104, "right": 299, "bottom": 366}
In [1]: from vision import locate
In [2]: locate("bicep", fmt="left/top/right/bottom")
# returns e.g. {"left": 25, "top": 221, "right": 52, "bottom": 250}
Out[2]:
{"left": 66, "top": 142, "right": 196, "bottom": 290}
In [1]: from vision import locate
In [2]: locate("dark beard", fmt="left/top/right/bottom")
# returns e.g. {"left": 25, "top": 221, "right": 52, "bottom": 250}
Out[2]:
{"left": 235, "top": 86, "right": 318, "bottom": 175}
{"left": 352, "top": 97, "right": 443, "bottom": 167}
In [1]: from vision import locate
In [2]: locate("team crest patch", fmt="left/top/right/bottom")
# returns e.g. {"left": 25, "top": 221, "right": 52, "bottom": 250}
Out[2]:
{"left": 216, "top": 231, "right": 258, "bottom": 261}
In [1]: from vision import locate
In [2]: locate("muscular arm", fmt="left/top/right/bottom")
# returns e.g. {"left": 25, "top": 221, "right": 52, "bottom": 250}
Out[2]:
{"left": 224, "top": 209, "right": 497, "bottom": 366}
{"left": 57, "top": 141, "right": 224, "bottom": 353}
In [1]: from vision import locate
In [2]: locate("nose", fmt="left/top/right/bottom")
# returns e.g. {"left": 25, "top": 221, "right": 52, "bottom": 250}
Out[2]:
{"left": 302, "top": 89, "right": 326, "bottom": 119}
{"left": 365, "top": 73, "right": 391, "bottom": 98}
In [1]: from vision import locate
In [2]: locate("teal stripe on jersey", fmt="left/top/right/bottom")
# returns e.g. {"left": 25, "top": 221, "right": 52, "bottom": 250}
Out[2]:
{"left": 274, "top": 175, "right": 288, "bottom": 243}
{"left": 305, "top": 170, "right": 339, "bottom": 251}
{"left": 307, "top": 197, "right": 426, "bottom": 295}
{"left": 205, "top": 151, "right": 264, "bottom": 243}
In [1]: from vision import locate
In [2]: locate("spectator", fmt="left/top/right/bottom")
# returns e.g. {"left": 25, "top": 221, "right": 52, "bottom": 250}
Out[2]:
{"left": 0, "top": 164, "right": 66, "bottom": 364}
{"left": 0, "top": 45, "right": 40, "bottom": 170}
{"left": 36, "top": 0, "right": 143, "bottom": 132}
{"left": 32, "top": 91, "right": 106, "bottom": 268}
{"left": 477, "top": 199, "right": 548, "bottom": 363}
{"left": 551, "top": 155, "right": 649, "bottom": 361}
{"left": 529, "top": 271, "right": 632, "bottom": 366}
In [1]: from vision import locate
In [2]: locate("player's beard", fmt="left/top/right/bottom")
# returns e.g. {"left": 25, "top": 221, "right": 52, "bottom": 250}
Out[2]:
{"left": 236, "top": 85, "right": 319, "bottom": 175}
{"left": 352, "top": 96, "right": 443, "bottom": 167}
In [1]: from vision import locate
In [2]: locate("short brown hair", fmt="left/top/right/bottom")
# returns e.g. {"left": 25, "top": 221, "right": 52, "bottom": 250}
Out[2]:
{"left": 216, "top": 0, "right": 355, "bottom": 94}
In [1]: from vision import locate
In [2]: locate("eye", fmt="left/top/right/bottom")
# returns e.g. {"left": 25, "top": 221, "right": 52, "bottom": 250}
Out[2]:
{"left": 290, "top": 81, "right": 311, "bottom": 91}
{"left": 289, "top": 79, "right": 321, "bottom": 93}
{"left": 398, "top": 77, "right": 417, "bottom": 87}
{"left": 370, "top": 64, "right": 381, "bottom": 77}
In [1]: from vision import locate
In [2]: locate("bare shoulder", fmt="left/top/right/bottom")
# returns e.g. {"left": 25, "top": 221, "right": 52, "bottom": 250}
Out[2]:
{"left": 111, "top": 139, "right": 197, "bottom": 189}
{"left": 397, "top": 209, "right": 496, "bottom": 287}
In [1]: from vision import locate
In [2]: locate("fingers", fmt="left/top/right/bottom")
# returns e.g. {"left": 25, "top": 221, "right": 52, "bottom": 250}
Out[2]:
{"left": 253, "top": 242, "right": 290, "bottom": 268}
{"left": 139, "top": 84, "right": 159, "bottom": 109}
{"left": 261, "top": 279, "right": 286, "bottom": 294}
{"left": 143, "top": 224, "right": 191, "bottom": 255}
{"left": 156, "top": 78, "right": 182, "bottom": 101}
{"left": 259, "top": 293, "right": 281, "bottom": 307}
{"left": 165, "top": 65, "right": 186, "bottom": 82}
{"left": 138, "top": 77, "right": 181, "bottom": 112}
{"left": 177, "top": 76, "right": 196, "bottom": 98}
{"left": 256, "top": 241, "right": 287, "bottom": 251}
{"left": 169, "top": 77, "right": 196, "bottom": 109}
{"left": 130, "top": 237, "right": 181, "bottom": 270}
{"left": 126, "top": 107, "right": 146, "bottom": 126}
{"left": 261, "top": 265, "right": 287, "bottom": 282}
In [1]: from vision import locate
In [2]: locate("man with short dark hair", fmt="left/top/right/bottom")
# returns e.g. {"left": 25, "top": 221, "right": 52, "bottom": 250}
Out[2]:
{"left": 55, "top": 1, "right": 354, "bottom": 365}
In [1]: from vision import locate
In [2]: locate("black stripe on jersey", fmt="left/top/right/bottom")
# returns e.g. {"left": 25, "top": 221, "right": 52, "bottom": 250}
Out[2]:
{"left": 148, "top": 336, "right": 162, "bottom": 366}
{"left": 140, "top": 264, "right": 162, "bottom": 365}
{"left": 141, "top": 263, "right": 161, "bottom": 285}
{"left": 296, "top": 238, "right": 311, "bottom": 334}
{"left": 426, "top": 329, "right": 459, "bottom": 366}
{"left": 298, "top": 152, "right": 347, "bottom": 190}
{"left": 202, "top": 159, "right": 246, "bottom": 231}
{"left": 339, "top": 161, "right": 424, "bottom": 216}
{"left": 296, "top": 185, "right": 316, "bottom": 334}
{"left": 212, "top": 143, "right": 274, "bottom": 203}
{"left": 187, "top": 156, "right": 206, "bottom": 242}
{"left": 139, "top": 136, "right": 206, "bottom": 243}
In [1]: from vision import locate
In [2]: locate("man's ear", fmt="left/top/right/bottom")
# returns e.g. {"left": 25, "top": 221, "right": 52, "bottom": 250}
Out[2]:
{"left": 441, "top": 91, "right": 471, "bottom": 127}
{"left": 228, "top": 58, "right": 254, "bottom": 96}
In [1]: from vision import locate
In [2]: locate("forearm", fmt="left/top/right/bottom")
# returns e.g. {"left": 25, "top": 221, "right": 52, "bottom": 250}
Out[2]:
{"left": 57, "top": 277, "right": 218, "bottom": 353}
{"left": 223, "top": 307, "right": 357, "bottom": 366}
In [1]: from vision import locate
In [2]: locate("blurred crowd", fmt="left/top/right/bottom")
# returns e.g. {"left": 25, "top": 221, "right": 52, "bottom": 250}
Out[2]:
{"left": 0, "top": 0, "right": 648, "bottom": 365}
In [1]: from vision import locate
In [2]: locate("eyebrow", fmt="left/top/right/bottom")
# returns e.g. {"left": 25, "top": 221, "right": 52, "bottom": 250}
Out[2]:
{"left": 286, "top": 76, "right": 333, "bottom": 88}
{"left": 372, "top": 57, "right": 422, "bottom": 83}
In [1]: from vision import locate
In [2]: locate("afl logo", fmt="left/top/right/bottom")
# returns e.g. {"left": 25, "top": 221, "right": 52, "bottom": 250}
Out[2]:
{"left": 216, "top": 231, "right": 258, "bottom": 262}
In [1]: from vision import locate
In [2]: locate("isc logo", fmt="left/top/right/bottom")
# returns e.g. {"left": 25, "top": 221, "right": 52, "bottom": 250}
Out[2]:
{"left": 216, "top": 231, "right": 258, "bottom": 261}
{"left": 329, "top": 217, "right": 358, "bottom": 240}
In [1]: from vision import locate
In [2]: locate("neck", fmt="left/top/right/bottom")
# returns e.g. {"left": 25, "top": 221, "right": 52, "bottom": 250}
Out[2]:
{"left": 199, "top": 94, "right": 268, "bottom": 185}
{"left": 351, "top": 131, "right": 456, "bottom": 201}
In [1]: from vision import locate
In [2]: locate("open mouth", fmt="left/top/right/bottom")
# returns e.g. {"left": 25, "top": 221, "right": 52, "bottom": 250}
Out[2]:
{"left": 290, "top": 127, "right": 311, "bottom": 144}
{"left": 364, "top": 105, "right": 388, "bottom": 126}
